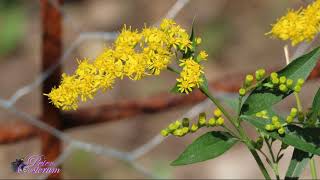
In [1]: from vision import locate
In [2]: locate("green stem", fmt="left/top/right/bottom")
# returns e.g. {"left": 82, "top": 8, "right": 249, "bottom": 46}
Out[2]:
{"left": 294, "top": 92, "right": 318, "bottom": 179}
{"left": 249, "top": 148, "right": 272, "bottom": 180}
{"left": 266, "top": 139, "right": 280, "bottom": 180}
{"left": 167, "top": 66, "right": 271, "bottom": 179}
{"left": 294, "top": 92, "right": 303, "bottom": 111}
{"left": 200, "top": 87, "right": 271, "bottom": 180}
{"left": 222, "top": 125, "right": 240, "bottom": 139}
{"left": 167, "top": 66, "right": 180, "bottom": 74}
{"left": 310, "top": 158, "right": 318, "bottom": 179}
{"left": 200, "top": 87, "right": 239, "bottom": 130}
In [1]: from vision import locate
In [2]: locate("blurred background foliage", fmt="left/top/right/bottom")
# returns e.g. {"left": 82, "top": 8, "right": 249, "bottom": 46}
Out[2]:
{"left": 0, "top": 0, "right": 25, "bottom": 56}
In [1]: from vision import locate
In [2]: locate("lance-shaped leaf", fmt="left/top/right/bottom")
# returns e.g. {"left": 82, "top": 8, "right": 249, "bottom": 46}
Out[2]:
{"left": 241, "top": 115, "right": 320, "bottom": 155}
{"left": 241, "top": 47, "right": 320, "bottom": 115}
{"left": 171, "top": 131, "right": 238, "bottom": 166}
{"left": 285, "top": 149, "right": 312, "bottom": 180}
{"left": 309, "top": 88, "right": 320, "bottom": 126}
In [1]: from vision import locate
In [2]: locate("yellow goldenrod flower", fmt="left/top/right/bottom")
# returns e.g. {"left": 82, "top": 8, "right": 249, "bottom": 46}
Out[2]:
{"left": 47, "top": 19, "right": 207, "bottom": 110}
{"left": 176, "top": 57, "right": 204, "bottom": 94}
{"left": 267, "top": 0, "right": 320, "bottom": 46}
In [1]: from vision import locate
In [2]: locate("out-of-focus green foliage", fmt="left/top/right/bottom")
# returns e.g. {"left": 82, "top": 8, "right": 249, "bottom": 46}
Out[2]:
{"left": 0, "top": 0, "right": 25, "bottom": 56}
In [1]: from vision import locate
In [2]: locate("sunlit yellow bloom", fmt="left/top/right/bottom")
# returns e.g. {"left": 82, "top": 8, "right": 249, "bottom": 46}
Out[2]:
{"left": 267, "top": 0, "right": 320, "bottom": 46}
{"left": 47, "top": 19, "right": 206, "bottom": 110}
{"left": 176, "top": 58, "right": 204, "bottom": 94}
{"left": 198, "top": 50, "right": 208, "bottom": 60}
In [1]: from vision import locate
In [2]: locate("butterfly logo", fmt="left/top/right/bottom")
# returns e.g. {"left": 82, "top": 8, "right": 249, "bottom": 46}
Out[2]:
{"left": 11, "top": 158, "right": 27, "bottom": 172}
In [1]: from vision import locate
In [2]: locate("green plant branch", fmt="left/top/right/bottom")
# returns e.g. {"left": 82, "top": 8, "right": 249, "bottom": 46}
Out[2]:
{"left": 222, "top": 125, "right": 240, "bottom": 139}
{"left": 265, "top": 138, "right": 280, "bottom": 180}
{"left": 310, "top": 158, "right": 318, "bottom": 179}
{"left": 294, "top": 92, "right": 318, "bottom": 179}
{"left": 294, "top": 92, "right": 303, "bottom": 111}
{"left": 200, "top": 87, "right": 271, "bottom": 180}
{"left": 167, "top": 65, "right": 271, "bottom": 179}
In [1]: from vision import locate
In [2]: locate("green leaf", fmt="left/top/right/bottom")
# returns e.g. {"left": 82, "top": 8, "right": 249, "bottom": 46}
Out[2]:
{"left": 171, "top": 131, "right": 238, "bottom": 166}
{"left": 220, "top": 95, "right": 239, "bottom": 111}
{"left": 182, "top": 21, "right": 196, "bottom": 59}
{"left": 309, "top": 88, "right": 320, "bottom": 126}
{"left": 170, "top": 82, "right": 180, "bottom": 94}
{"left": 285, "top": 149, "right": 312, "bottom": 180}
{"left": 241, "top": 47, "right": 320, "bottom": 115}
{"left": 199, "top": 74, "right": 209, "bottom": 90}
{"left": 241, "top": 115, "right": 320, "bottom": 155}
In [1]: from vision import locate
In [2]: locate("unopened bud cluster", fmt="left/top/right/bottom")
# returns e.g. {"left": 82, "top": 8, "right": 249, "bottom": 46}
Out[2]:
{"left": 264, "top": 116, "right": 286, "bottom": 135}
{"left": 268, "top": 72, "right": 304, "bottom": 93}
{"left": 239, "top": 68, "right": 266, "bottom": 96}
{"left": 238, "top": 69, "right": 305, "bottom": 97}
{"left": 161, "top": 108, "right": 225, "bottom": 137}
{"left": 255, "top": 110, "right": 269, "bottom": 119}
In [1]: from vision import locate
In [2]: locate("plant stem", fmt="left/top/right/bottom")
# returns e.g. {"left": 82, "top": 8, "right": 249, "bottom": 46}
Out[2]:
{"left": 294, "top": 92, "right": 318, "bottom": 179}
{"left": 310, "top": 158, "right": 318, "bottom": 179}
{"left": 167, "top": 66, "right": 271, "bottom": 179}
{"left": 167, "top": 66, "right": 180, "bottom": 74}
{"left": 200, "top": 87, "right": 271, "bottom": 179}
{"left": 249, "top": 148, "right": 272, "bottom": 180}
{"left": 266, "top": 139, "right": 280, "bottom": 180}
{"left": 200, "top": 87, "right": 239, "bottom": 130}
{"left": 294, "top": 92, "right": 303, "bottom": 111}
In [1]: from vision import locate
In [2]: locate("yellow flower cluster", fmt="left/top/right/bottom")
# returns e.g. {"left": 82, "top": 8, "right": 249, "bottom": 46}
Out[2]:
{"left": 46, "top": 19, "right": 207, "bottom": 110}
{"left": 177, "top": 58, "right": 204, "bottom": 94}
{"left": 267, "top": 0, "right": 320, "bottom": 46}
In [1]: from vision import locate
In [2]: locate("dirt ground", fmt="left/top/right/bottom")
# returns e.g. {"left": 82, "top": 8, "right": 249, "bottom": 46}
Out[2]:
{"left": 0, "top": 0, "right": 319, "bottom": 179}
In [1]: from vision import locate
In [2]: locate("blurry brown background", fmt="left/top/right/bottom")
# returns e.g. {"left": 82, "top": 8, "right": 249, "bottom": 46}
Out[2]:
{"left": 0, "top": 0, "right": 319, "bottom": 179}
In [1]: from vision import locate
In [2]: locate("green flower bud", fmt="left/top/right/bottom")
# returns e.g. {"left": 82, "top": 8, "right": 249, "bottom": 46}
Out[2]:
{"left": 198, "top": 112, "right": 206, "bottom": 126}
{"left": 290, "top": 108, "right": 298, "bottom": 117}
{"left": 213, "top": 108, "right": 222, "bottom": 117}
{"left": 168, "top": 123, "right": 177, "bottom": 132}
{"left": 256, "top": 69, "right": 265, "bottom": 81}
{"left": 279, "top": 84, "right": 288, "bottom": 92}
{"left": 190, "top": 124, "right": 198, "bottom": 132}
{"left": 279, "top": 76, "right": 287, "bottom": 84}
{"left": 173, "top": 129, "right": 184, "bottom": 137}
{"left": 256, "top": 112, "right": 262, "bottom": 118}
{"left": 270, "top": 72, "right": 278, "bottom": 79}
{"left": 278, "top": 127, "right": 285, "bottom": 135}
{"left": 182, "top": 127, "right": 189, "bottom": 135}
{"left": 297, "top": 78, "right": 304, "bottom": 86}
{"left": 274, "top": 121, "right": 282, "bottom": 129}
{"left": 161, "top": 129, "right": 169, "bottom": 137}
{"left": 256, "top": 69, "right": 266, "bottom": 81}
{"left": 239, "top": 88, "right": 246, "bottom": 96}
{"left": 261, "top": 110, "right": 267, "bottom": 116}
{"left": 294, "top": 85, "right": 302, "bottom": 93}
{"left": 182, "top": 118, "right": 190, "bottom": 127}
{"left": 286, "top": 79, "right": 293, "bottom": 88}
{"left": 286, "top": 115, "right": 293, "bottom": 123}
{"left": 271, "top": 116, "right": 279, "bottom": 124}
{"left": 174, "top": 120, "right": 182, "bottom": 128}
{"left": 271, "top": 77, "right": 279, "bottom": 85}
{"left": 298, "top": 111, "right": 304, "bottom": 122}
{"left": 216, "top": 117, "right": 225, "bottom": 126}
{"left": 208, "top": 117, "right": 216, "bottom": 126}
{"left": 265, "top": 124, "right": 274, "bottom": 131}
{"left": 259, "top": 69, "right": 266, "bottom": 77}
{"left": 245, "top": 74, "right": 254, "bottom": 86}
